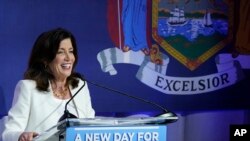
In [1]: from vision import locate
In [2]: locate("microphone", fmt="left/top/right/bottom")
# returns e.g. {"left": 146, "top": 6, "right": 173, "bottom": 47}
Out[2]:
{"left": 84, "top": 77, "right": 177, "bottom": 119}
{"left": 58, "top": 80, "right": 86, "bottom": 122}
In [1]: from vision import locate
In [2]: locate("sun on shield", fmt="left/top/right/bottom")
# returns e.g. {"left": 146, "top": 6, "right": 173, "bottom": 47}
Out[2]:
{"left": 151, "top": 0, "right": 232, "bottom": 71}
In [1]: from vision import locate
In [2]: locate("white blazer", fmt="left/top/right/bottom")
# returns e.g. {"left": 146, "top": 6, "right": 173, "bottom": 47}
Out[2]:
{"left": 2, "top": 79, "right": 95, "bottom": 141}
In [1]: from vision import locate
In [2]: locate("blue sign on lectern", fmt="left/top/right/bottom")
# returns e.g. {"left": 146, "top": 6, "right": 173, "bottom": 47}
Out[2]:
{"left": 66, "top": 125, "right": 167, "bottom": 141}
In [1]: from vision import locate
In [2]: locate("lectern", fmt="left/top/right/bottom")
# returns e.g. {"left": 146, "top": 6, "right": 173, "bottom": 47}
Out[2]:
{"left": 33, "top": 114, "right": 178, "bottom": 141}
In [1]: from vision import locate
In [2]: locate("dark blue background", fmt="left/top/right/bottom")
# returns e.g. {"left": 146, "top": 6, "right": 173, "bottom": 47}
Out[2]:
{"left": 0, "top": 0, "right": 249, "bottom": 118}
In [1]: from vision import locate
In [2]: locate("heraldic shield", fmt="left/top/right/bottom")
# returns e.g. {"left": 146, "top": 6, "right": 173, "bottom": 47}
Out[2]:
{"left": 151, "top": 0, "right": 232, "bottom": 71}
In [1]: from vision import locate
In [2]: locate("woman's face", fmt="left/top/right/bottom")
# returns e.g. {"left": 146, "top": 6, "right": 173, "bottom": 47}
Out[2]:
{"left": 48, "top": 38, "right": 75, "bottom": 81}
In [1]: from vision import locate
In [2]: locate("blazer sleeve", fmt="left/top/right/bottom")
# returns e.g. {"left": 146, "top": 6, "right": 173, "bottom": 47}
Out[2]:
{"left": 2, "top": 80, "right": 32, "bottom": 141}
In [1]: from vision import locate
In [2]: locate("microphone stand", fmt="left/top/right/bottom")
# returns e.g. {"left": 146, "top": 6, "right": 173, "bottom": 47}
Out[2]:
{"left": 57, "top": 80, "right": 86, "bottom": 138}
{"left": 85, "top": 78, "right": 177, "bottom": 119}
{"left": 58, "top": 80, "right": 86, "bottom": 123}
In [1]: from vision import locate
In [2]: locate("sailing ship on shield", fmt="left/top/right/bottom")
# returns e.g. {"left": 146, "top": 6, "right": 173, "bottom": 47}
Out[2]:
{"left": 167, "top": 6, "right": 188, "bottom": 26}
{"left": 203, "top": 9, "right": 213, "bottom": 27}
{"left": 158, "top": 6, "right": 226, "bottom": 42}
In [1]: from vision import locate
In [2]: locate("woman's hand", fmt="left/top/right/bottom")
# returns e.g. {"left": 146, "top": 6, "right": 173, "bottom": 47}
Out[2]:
{"left": 18, "top": 132, "right": 39, "bottom": 141}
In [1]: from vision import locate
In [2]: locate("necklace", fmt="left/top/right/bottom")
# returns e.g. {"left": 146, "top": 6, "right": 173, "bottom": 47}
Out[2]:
{"left": 52, "top": 87, "right": 68, "bottom": 98}
{"left": 51, "top": 84, "right": 69, "bottom": 98}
